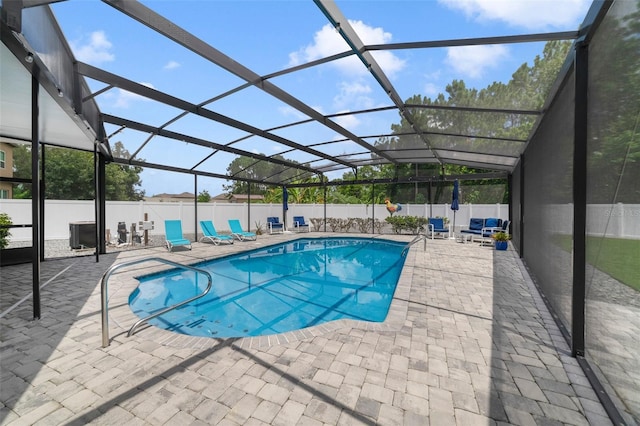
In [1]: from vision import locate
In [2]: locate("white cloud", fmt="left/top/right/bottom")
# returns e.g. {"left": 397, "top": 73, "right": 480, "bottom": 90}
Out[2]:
{"left": 333, "top": 81, "right": 373, "bottom": 111}
{"left": 70, "top": 30, "right": 114, "bottom": 64}
{"left": 289, "top": 20, "right": 405, "bottom": 77}
{"left": 304, "top": 104, "right": 360, "bottom": 133}
{"left": 310, "top": 105, "right": 327, "bottom": 115}
{"left": 445, "top": 45, "right": 509, "bottom": 79}
{"left": 423, "top": 82, "right": 440, "bottom": 97}
{"left": 113, "top": 82, "right": 155, "bottom": 108}
{"left": 438, "top": 0, "right": 590, "bottom": 30}
{"left": 368, "top": 50, "right": 406, "bottom": 77}
{"left": 163, "top": 60, "right": 181, "bottom": 70}
{"left": 278, "top": 105, "right": 308, "bottom": 121}
{"left": 334, "top": 113, "right": 360, "bottom": 132}
{"left": 288, "top": 23, "right": 345, "bottom": 66}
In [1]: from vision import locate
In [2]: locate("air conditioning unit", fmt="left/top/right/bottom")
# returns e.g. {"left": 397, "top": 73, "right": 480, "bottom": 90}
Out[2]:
{"left": 69, "top": 221, "right": 96, "bottom": 249}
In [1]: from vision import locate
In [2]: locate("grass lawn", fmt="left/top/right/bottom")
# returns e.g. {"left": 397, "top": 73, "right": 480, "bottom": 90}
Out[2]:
{"left": 552, "top": 235, "right": 640, "bottom": 291}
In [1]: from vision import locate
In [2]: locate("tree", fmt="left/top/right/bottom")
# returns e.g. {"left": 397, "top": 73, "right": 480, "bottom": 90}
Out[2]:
{"left": 0, "top": 213, "right": 12, "bottom": 249}
{"left": 221, "top": 40, "right": 576, "bottom": 205}
{"left": 197, "top": 190, "right": 211, "bottom": 202}
{"left": 262, "top": 177, "right": 326, "bottom": 204}
{"left": 331, "top": 165, "right": 395, "bottom": 204}
{"left": 586, "top": 3, "right": 640, "bottom": 203}
{"left": 222, "top": 155, "right": 304, "bottom": 195}
{"left": 12, "top": 142, "right": 145, "bottom": 200}
{"left": 374, "top": 40, "right": 573, "bottom": 204}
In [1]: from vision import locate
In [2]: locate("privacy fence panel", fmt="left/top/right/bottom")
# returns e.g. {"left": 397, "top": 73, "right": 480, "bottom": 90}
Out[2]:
{"left": 4, "top": 200, "right": 511, "bottom": 240}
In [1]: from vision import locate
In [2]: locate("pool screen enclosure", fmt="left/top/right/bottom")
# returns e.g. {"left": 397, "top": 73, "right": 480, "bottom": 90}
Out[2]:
{"left": 2, "top": 0, "right": 639, "bottom": 423}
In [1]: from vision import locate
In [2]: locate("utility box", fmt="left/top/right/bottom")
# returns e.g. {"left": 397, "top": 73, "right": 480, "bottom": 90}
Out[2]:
{"left": 69, "top": 221, "right": 96, "bottom": 249}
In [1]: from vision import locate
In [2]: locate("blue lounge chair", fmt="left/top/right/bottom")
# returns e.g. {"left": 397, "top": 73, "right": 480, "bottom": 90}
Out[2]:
{"left": 427, "top": 217, "right": 449, "bottom": 239}
{"left": 480, "top": 217, "right": 503, "bottom": 243}
{"left": 292, "top": 216, "right": 310, "bottom": 233}
{"left": 460, "top": 218, "right": 484, "bottom": 241}
{"left": 481, "top": 219, "right": 511, "bottom": 246}
{"left": 228, "top": 219, "right": 257, "bottom": 241}
{"left": 266, "top": 216, "right": 284, "bottom": 234}
{"left": 481, "top": 218, "right": 508, "bottom": 237}
{"left": 460, "top": 218, "right": 500, "bottom": 242}
{"left": 164, "top": 220, "right": 192, "bottom": 252}
{"left": 199, "top": 220, "right": 233, "bottom": 245}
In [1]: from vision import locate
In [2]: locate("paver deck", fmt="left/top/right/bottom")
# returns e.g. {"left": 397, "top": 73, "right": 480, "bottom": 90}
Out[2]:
{"left": 0, "top": 233, "right": 612, "bottom": 425}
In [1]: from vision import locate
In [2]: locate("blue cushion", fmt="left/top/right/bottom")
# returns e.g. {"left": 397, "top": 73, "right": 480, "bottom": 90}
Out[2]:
{"left": 428, "top": 218, "right": 447, "bottom": 232}
{"left": 469, "top": 218, "right": 484, "bottom": 230}
{"left": 429, "top": 218, "right": 443, "bottom": 227}
{"left": 484, "top": 218, "right": 501, "bottom": 228}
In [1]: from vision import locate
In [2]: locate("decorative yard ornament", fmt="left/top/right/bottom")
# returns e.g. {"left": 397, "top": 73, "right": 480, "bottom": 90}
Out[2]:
{"left": 384, "top": 199, "right": 402, "bottom": 216}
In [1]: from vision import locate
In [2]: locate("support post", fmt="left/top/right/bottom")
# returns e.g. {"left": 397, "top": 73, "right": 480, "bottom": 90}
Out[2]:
{"left": 97, "top": 153, "right": 106, "bottom": 254}
{"left": 572, "top": 40, "right": 588, "bottom": 358}
{"left": 371, "top": 183, "right": 375, "bottom": 234}
{"left": 519, "top": 155, "right": 525, "bottom": 258}
{"left": 194, "top": 174, "right": 198, "bottom": 241}
{"left": 428, "top": 180, "right": 432, "bottom": 218}
{"left": 144, "top": 213, "right": 149, "bottom": 246}
{"left": 323, "top": 184, "right": 327, "bottom": 232}
{"left": 39, "top": 145, "right": 45, "bottom": 261}
{"left": 93, "top": 143, "right": 99, "bottom": 262}
{"left": 507, "top": 173, "right": 513, "bottom": 235}
{"left": 31, "top": 74, "right": 41, "bottom": 319}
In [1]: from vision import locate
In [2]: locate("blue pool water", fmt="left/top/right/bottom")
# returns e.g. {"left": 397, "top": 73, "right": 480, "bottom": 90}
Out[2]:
{"left": 129, "top": 237, "right": 406, "bottom": 338}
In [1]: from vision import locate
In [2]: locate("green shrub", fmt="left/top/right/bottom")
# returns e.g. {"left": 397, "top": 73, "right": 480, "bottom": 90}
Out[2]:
{"left": 385, "top": 216, "right": 427, "bottom": 234}
{"left": 0, "top": 213, "right": 12, "bottom": 249}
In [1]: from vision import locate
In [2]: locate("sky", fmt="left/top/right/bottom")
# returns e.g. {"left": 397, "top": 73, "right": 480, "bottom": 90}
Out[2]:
{"left": 49, "top": 0, "right": 592, "bottom": 198}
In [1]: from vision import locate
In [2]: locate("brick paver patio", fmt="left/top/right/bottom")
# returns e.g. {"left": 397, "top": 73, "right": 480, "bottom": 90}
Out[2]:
{"left": 0, "top": 233, "right": 612, "bottom": 425}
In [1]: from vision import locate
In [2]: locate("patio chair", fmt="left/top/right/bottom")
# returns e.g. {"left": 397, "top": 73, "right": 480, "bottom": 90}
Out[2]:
{"left": 480, "top": 218, "right": 504, "bottom": 246}
{"left": 501, "top": 219, "right": 511, "bottom": 234}
{"left": 292, "top": 216, "right": 310, "bottom": 233}
{"left": 483, "top": 219, "right": 511, "bottom": 244}
{"left": 164, "top": 220, "right": 192, "bottom": 252}
{"left": 199, "top": 220, "right": 233, "bottom": 245}
{"left": 228, "top": 219, "right": 257, "bottom": 241}
{"left": 460, "top": 218, "right": 484, "bottom": 241}
{"left": 266, "top": 216, "right": 284, "bottom": 234}
{"left": 427, "top": 217, "right": 449, "bottom": 239}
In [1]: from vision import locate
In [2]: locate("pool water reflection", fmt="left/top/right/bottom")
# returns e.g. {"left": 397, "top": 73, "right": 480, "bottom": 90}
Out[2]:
{"left": 129, "top": 237, "right": 406, "bottom": 337}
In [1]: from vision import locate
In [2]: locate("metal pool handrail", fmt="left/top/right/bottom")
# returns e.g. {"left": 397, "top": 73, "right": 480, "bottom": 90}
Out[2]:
{"left": 101, "top": 257, "right": 213, "bottom": 348}
{"left": 402, "top": 233, "right": 427, "bottom": 256}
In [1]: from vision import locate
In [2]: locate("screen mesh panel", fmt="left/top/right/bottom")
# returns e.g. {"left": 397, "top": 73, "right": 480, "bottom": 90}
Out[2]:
{"left": 522, "top": 72, "right": 575, "bottom": 334}
{"left": 584, "top": 1, "right": 640, "bottom": 422}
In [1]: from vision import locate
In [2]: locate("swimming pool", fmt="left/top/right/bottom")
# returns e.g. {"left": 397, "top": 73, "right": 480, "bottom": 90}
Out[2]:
{"left": 129, "top": 237, "right": 407, "bottom": 338}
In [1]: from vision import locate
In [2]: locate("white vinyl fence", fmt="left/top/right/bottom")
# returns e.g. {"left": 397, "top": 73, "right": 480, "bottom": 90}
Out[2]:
{"left": 1, "top": 199, "right": 638, "bottom": 241}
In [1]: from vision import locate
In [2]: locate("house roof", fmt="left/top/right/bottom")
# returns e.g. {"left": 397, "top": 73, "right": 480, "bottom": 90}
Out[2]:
{"left": 211, "top": 193, "right": 264, "bottom": 202}
{"left": 146, "top": 192, "right": 195, "bottom": 199}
